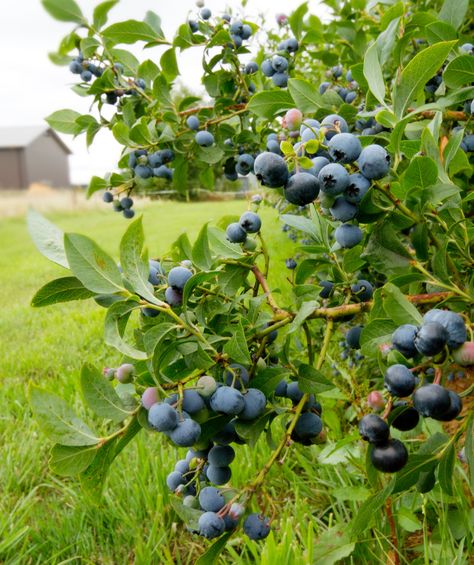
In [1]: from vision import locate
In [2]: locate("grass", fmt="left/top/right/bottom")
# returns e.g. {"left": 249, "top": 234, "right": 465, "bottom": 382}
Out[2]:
{"left": 0, "top": 200, "right": 472, "bottom": 564}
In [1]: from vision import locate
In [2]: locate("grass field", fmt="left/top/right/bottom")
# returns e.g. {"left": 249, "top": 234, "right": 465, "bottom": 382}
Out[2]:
{"left": 0, "top": 200, "right": 471, "bottom": 564}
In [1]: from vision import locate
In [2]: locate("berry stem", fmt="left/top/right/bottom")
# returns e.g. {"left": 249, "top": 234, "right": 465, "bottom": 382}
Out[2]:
{"left": 385, "top": 498, "right": 400, "bottom": 565}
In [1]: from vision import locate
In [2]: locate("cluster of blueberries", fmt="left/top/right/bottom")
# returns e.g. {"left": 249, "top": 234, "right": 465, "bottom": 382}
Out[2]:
{"left": 141, "top": 367, "right": 273, "bottom": 540}
{"left": 319, "top": 67, "right": 359, "bottom": 105}
{"left": 260, "top": 37, "right": 299, "bottom": 88}
{"left": 358, "top": 308, "right": 466, "bottom": 473}
{"left": 102, "top": 192, "right": 135, "bottom": 218}
{"left": 226, "top": 210, "right": 262, "bottom": 245}
{"left": 128, "top": 148, "right": 175, "bottom": 181}
{"left": 140, "top": 260, "right": 193, "bottom": 312}
{"left": 69, "top": 53, "right": 146, "bottom": 104}
{"left": 188, "top": 8, "right": 254, "bottom": 50}
{"left": 68, "top": 53, "right": 103, "bottom": 83}
{"left": 224, "top": 108, "right": 391, "bottom": 250}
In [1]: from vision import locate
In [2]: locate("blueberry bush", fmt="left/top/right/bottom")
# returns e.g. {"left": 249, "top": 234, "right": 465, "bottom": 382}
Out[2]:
{"left": 29, "top": 0, "right": 473, "bottom": 561}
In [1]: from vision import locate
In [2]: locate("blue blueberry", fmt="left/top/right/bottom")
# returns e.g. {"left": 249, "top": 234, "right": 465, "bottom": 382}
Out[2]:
{"left": 224, "top": 364, "right": 249, "bottom": 389}
{"left": 236, "top": 153, "right": 255, "bottom": 175}
{"left": 241, "top": 24, "right": 252, "bottom": 39}
{"left": 174, "top": 459, "right": 190, "bottom": 474}
{"left": 370, "top": 439, "right": 408, "bottom": 473}
{"left": 346, "top": 325, "right": 363, "bottom": 349}
{"left": 210, "top": 386, "right": 245, "bottom": 415}
{"left": 335, "top": 224, "right": 362, "bottom": 248}
{"left": 168, "top": 266, "right": 193, "bottom": 290}
{"left": 243, "top": 513, "right": 271, "bottom": 540}
{"left": 148, "top": 403, "right": 179, "bottom": 432}
{"left": 285, "top": 258, "right": 297, "bottom": 270}
{"left": 198, "top": 512, "right": 225, "bottom": 539}
{"left": 69, "top": 60, "right": 83, "bottom": 74}
{"left": 390, "top": 402, "right": 419, "bottom": 431}
{"left": 254, "top": 152, "right": 289, "bottom": 188}
{"left": 199, "top": 486, "right": 225, "bottom": 511}
{"left": 413, "top": 384, "right": 451, "bottom": 418}
{"left": 245, "top": 61, "right": 259, "bottom": 74}
{"left": 186, "top": 115, "right": 200, "bottom": 130}
{"left": 328, "top": 133, "right": 362, "bottom": 164}
{"left": 345, "top": 91, "right": 357, "bottom": 103}
{"left": 226, "top": 222, "right": 247, "bottom": 243}
{"left": 435, "top": 390, "right": 462, "bottom": 421}
{"left": 319, "top": 82, "right": 330, "bottom": 94}
{"left": 102, "top": 191, "right": 113, "bottom": 203}
{"left": 200, "top": 7, "right": 211, "bottom": 19}
{"left": 230, "top": 34, "right": 242, "bottom": 48}
{"left": 239, "top": 211, "right": 261, "bottom": 233}
{"left": 261, "top": 58, "right": 275, "bottom": 77}
{"left": 351, "top": 279, "right": 373, "bottom": 301}
{"left": 414, "top": 322, "right": 448, "bottom": 356}
{"left": 272, "top": 72, "right": 288, "bottom": 87}
{"left": 284, "top": 172, "right": 320, "bottom": 206}
{"left": 272, "top": 55, "right": 288, "bottom": 72}
{"left": 318, "top": 163, "right": 350, "bottom": 196}
{"left": 321, "top": 114, "right": 349, "bottom": 140}
{"left": 165, "top": 286, "right": 182, "bottom": 306}
{"left": 266, "top": 139, "right": 281, "bottom": 154}
{"left": 357, "top": 144, "right": 390, "bottom": 179}
{"left": 195, "top": 131, "right": 214, "bottom": 146}
{"left": 392, "top": 324, "right": 418, "bottom": 358}
{"left": 181, "top": 390, "right": 206, "bottom": 414}
{"left": 208, "top": 445, "right": 235, "bottom": 467}
{"left": 206, "top": 465, "right": 232, "bottom": 485}
{"left": 384, "top": 364, "right": 416, "bottom": 397}
{"left": 239, "top": 389, "right": 266, "bottom": 421}
{"left": 168, "top": 417, "right": 201, "bottom": 447}
{"left": 329, "top": 197, "right": 358, "bottom": 222}
{"left": 153, "top": 165, "right": 173, "bottom": 180}
{"left": 282, "top": 37, "right": 299, "bottom": 52}
{"left": 344, "top": 174, "right": 370, "bottom": 204}
{"left": 358, "top": 414, "right": 389, "bottom": 444}
{"left": 166, "top": 471, "right": 185, "bottom": 491}
{"left": 293, "top": 412, "right": 323, "bottom": 441}
{"left": 422, "top": 309, "right": 467, "bottom": 350}
{"left": 319, "top": 280, "right": 334, "bottom": 298}
{"left": 134, "top": 165, "right": 153, "bottom": 179}
{"left": 80, "top": 70, "right": 92, "bottom": 82}
{"left": 123, "top": 209, "right": 135, "bottom": 219}
{"left": 120, "top": 196, "right": 133, "bottom": 209}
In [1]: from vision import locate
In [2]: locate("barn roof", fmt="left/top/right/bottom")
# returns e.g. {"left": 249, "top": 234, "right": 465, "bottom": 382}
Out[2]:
{"left": 0, "top": 126, "right": 72, "bottom": 154}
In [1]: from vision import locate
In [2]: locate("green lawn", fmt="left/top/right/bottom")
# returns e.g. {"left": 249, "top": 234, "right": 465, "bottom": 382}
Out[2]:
{"left": 1, "top": 200, "right": 470, "bottom": 564}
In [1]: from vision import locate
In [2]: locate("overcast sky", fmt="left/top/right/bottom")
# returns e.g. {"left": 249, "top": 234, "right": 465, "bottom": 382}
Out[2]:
{"left": 0, "top": 0, "right": 328, "bottom": 184}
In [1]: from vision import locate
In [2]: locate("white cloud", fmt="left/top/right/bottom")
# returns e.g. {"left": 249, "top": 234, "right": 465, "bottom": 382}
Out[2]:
{"left": 0, "top": 0, "right": 328, "bottom": 184}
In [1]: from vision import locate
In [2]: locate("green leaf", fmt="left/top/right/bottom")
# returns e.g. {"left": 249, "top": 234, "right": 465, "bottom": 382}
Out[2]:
{"left": 102, "top": 20, "right": 158, "bottom": 45}
{"left": 80, "top": 415, "right": 141, "bottom": 497}
{"left": 182, "top": 271, "right": 219, "bottom": 309}
{"left": 313, "top": 526, "right": 355, "bottom": 565}
{"left": 298, "top": 364, "right": 335, "bottom": 394}
{"left": 195, "top": 532, "right": 233, "bottom": 565}
{"left": 398, "top": 508, "right": 422, "bottom": 532}
{"left": 50, "top": 444, "right": 97, "bottom": 476}
{"left": 80, "top": 363, "right": 130, "bottom": 423}
{"left": 160, "top": 48, "right": 179, "bottom": 81}
{"left": 29, "top": 385, "right": 99, "bottom": 446}
{"left": 393, "top": 41, "right": 456, "bottom": 118}
{"left": 104, "top": 300, "right": 147, "bottom": 359}
{"left": 382, "top": 283, "right": 423, "bottom": 326}
{"left": 288, "top": 79, "right": 324, "bottom": 113}
{"left": 465, "top": 415, "right": 474, "bottom": 492}
{"left": 234, "top": 411, "right": 275, "bottom": 448}
{"left": 42, "top": 0, "right": 85, "bottom": 23}
{"left": 438, "top": 443, "right": 456, "bottom": 495}
{"left": 247, "top": 90, "right": 294, "bottom": 120}
{"left": 31, "top": 276, "right": 94, "bottom": 307}
{"left": 289, "top": 301, "right": 318, "bottom": 333}
{"left": 223, "top": 321, "right": 251, "bottom": 365}
{"left": 192, "top": 223, "right": 212, "bottom": 270}
{"left": 64, "top": 233, "right": 124, "bottom": 294}
{"left": 45, "top": 109, "right": 82, "bottom": 135}
{"left": 280, "top": 214, "right": 319, "bottom": 240}
{"left": 349, "top": 479, "right": 395, "bottom": 537}
{"left": 425, "top": 21, "right": 457, "bottom": 44}
{"left": 86, "top": 176, "right": 108, "bottom": 198}
{"left": 170, "top": 498, "right": 202, "bottom": 532}
{"left": 27, "top": 209, "right": 68, "bottom": 268}
{"left": 438, "top": 0, "right": 469, "bottom": 30}
{"left": 208, "top": 227, "right": 244, "bottom": 260}
{"left": 119, "top": 216, "right": 164, "bottom": 306}
{"left": 361, "top": 222, "right": 411, "bottom": 275}
{"left": 360, "top": 319, "right": 397, "bottom": 358}
{"left": 93, "top": 0, "right": 118, "bottom": 29}
{"left": 443, "top": 55, "right": 474, "bottom": 88}
{"left": 251, "top": 367, "right": 291, "bottom": 396}
{"left": 363, "top": 42, "right": 385, "bottom": 105}
{"left": 403, "top": 156, "right": 438, "bottom": 189}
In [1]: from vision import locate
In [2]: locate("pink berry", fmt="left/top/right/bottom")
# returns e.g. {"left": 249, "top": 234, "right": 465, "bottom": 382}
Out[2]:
{"left": 367, "top": 391, "right": 385, "bottom": 411}
{"left": 116, "top": 363, "right": 135, "bottom": 383}
{"left": 283, "top": 108, "right": 303, "bottom": 131}
{"left": 142, "top": 387, "right": 159, "bottom": 409}
{"left": 453, "top": 341, "right": 474, "bottom": 366}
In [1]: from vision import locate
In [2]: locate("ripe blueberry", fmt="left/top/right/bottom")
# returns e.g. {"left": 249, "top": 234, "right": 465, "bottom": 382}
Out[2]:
{"left": 358, "top": 414, "right": 389, "bottom": 444}
{"left": 414, "top": 322, "right": 448, "bottom": 356}
{"left": 254, "top": 152, "right": 289, "bottom": 188}
{"left": 357, "top": 144, "right": 390, "bottom": 180}
{"left": 370, "top": 439, "right": 408, "bottom": 473}
{"left": 392, "top": 324, "right": 418, "bottom": 358}
{"left": 384, "top": 364, "right": 416, "bottom": 397}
